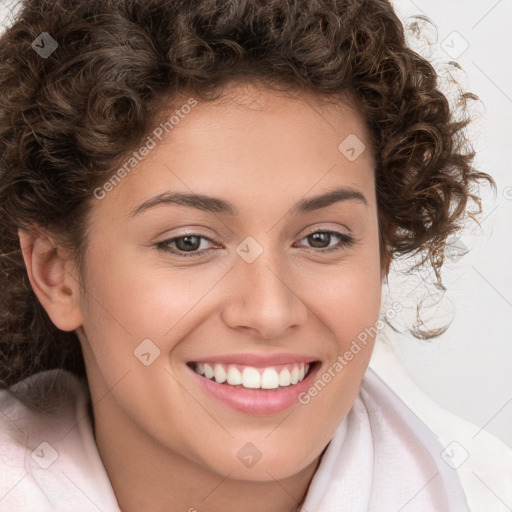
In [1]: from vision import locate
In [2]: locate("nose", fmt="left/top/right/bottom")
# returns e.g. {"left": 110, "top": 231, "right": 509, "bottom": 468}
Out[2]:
{"left": 221, "top": 244, "right": 309, "bottom": 340}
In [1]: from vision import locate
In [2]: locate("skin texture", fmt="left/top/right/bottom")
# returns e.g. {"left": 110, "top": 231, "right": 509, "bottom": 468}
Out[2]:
{"left": 19, "top": 82, "right": 384, "bottom": 512}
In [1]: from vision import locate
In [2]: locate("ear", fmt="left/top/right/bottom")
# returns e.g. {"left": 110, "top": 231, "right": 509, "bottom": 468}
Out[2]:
{"left": 18, "top": 227, "right": 84, "bottom": 332}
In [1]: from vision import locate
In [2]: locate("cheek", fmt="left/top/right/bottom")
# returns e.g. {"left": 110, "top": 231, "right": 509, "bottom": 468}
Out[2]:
{"left": 78, "top": 244, "right": 229, "bottom": 364}
{"left": 295, "top": 264, "right": 382, "bottom": 409}
{"left": 305, "top": 255, "right": 383, "bottom": 345}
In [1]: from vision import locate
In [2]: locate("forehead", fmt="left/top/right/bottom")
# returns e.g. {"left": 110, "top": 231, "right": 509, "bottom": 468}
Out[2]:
{"left": 91, "top": 81, "right": 376, "bottom": 218}
{"left": 166, "top": 81, "right": 371, "bottom": 155}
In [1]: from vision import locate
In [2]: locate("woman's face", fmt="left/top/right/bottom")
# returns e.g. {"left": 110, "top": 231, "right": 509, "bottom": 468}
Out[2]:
{"left": 74, "top": 82, "right": 382, "bottom": 481}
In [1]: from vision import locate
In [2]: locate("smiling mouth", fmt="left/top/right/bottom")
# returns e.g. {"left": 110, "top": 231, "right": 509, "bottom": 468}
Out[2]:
{"left": 187, "top": 361, "right": 319, "bottom": 390}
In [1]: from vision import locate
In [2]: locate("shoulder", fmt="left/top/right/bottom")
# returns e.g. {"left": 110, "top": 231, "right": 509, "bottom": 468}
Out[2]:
{"left": 0, "top": 369, "right": 120, "bottom": 511}
{"left": 0, "top": 368, "right": 90, "bottom": 447}
{"left": 0, "top": 368, "right": 88, "bottom": 448}
{"left": 368, "top": 339, "right": 512, "bottom": 512}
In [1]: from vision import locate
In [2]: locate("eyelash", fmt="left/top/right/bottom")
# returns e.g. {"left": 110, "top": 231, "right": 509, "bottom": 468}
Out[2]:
{"left": 155, "top": 229, "right": 355, "bottom": 258}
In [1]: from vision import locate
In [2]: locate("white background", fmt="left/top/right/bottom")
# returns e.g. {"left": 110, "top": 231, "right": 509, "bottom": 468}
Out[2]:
{"left": 383, "top": 0, "right": 512, "bottom": 448}
{"left": 1, "top": 0, "right": 510, "bottom": 447}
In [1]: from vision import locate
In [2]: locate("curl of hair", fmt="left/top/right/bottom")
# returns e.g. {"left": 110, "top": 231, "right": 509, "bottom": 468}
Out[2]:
{"left": 0, "top": 0, "right": 495, "bottom": 391}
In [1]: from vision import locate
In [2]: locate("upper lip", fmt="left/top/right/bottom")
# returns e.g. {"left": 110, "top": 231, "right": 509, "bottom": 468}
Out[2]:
{"left": 188, "top": 353, "right": 319, "bottom": 368}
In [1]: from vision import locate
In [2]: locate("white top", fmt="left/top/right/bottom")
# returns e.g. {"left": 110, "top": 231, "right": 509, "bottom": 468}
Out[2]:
{"left": 0, "top": 347, "right": 511, "bottom": 512}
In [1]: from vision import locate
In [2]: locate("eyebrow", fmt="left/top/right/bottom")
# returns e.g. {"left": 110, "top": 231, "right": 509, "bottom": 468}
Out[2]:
{"left": 129, "top": 186, "right": 367, "bottom": 218}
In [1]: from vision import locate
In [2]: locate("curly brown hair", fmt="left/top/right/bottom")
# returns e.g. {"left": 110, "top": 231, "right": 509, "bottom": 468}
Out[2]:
{"left": 0, "top": 0, "right": 494, "bottom": 390}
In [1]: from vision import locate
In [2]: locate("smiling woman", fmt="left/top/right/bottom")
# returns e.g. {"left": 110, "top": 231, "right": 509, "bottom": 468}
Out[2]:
{"left": 0, "top": 1, "right": 510, "bottom": 512}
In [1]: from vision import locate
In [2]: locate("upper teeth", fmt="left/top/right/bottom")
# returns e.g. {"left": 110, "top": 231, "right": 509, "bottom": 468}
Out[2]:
{"left": 194, "top": 362, "right": 310, "bottom": 389}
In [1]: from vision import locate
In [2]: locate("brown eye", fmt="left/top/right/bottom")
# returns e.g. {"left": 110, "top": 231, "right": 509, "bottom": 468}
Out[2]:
{"left": 174, "top": 235, "right": 202, "bottom": 252}
{"left": 156, "top": 233, "right": 220, "bottom": 258}
{"left": 296, "top": 230, "right": 355, "bottom": 253}
{"left": 307, "top": 232, "right": 332, "bottom": 249}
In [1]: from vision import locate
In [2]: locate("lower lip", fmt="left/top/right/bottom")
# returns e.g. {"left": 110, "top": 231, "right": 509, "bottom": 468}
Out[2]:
{"left": 187, "top": 363, "right": 321, "bottom": 415}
